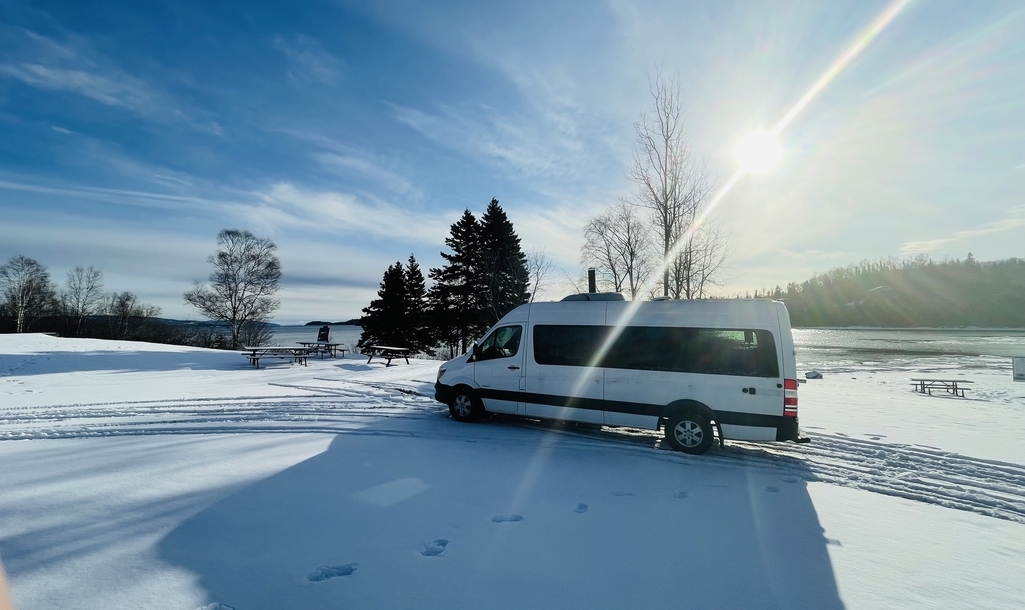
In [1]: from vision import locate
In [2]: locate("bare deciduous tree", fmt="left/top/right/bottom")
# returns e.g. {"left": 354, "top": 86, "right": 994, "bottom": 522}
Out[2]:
{"left": 184, "top": 229, "right": 282, "bottom": 349}
{"left": 0, "top": 255, "right": 56, "bottom": 333}
{"left": 664, "top": 223, "right": 731, "bottom": 299}
{"left": 526, "top": 247, "right": 555, "bottom": 302}
{"left": 106, "top": 291, "right": 161, "bottom": 340}
{"left": 238, "top": 320, "right": 274, "bottom": 348}
{"left": 581, "top": 201, "right": 653, "bottom": 299}
{"left": 629, "top": 69, "right": 723, "bottom": 298}
{"left": 61, "top": 266, "right": 105, "bottom": 337}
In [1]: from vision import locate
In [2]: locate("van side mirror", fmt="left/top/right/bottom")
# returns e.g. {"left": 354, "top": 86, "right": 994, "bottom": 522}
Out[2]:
{"left": 472, "top": 344, "right": 482, "bottom": 361}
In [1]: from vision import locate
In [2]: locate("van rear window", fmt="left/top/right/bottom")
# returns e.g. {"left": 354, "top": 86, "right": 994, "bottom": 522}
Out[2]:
{"left": 532, "top": 325, "right": 779, "bottom": 378}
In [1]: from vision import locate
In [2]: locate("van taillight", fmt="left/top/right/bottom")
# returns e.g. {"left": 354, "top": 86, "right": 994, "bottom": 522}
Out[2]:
{"left": 783, "top": 379, "right": 798, "bottom": 417}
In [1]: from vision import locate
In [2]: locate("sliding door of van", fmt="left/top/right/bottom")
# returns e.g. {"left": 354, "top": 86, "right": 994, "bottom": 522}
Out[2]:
{"left": 473, "top": 324, "right": 525, "bottom": 414}
{"left": 524, "top": 306, "right": 605, "bottom": 424}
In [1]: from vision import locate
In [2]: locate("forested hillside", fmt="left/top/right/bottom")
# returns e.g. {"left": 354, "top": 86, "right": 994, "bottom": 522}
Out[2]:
{"left": 755, "top": 256, "right": 1025, "bottom": 327}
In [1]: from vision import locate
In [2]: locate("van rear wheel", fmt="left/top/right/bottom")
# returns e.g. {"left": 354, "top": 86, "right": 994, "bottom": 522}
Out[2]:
{"left": 450, "top": 389, "right": 484, "bottom": 423}
{"left": 665, "top": 412, "right": 713, "bottom": 454}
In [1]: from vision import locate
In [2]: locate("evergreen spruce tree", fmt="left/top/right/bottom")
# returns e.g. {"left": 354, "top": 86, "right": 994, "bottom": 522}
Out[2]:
{"left": 429, "top": 209, "right": 485, "bottom": 354}
{"left": 403, "top": 254, "right": 433, "bottom": 355}
{"left": 358, "top": 262, "right": 409, "bottom": 349}
{"left": 479, "top": 198, "right": 530, "bottom": 325}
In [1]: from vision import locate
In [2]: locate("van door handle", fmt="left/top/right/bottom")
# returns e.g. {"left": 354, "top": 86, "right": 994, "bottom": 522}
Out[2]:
{"left": 508, "top": 365, "right": 520, "bottom": 370}
{"left": 742, "top": 387, "right": 756, "bottom": 394}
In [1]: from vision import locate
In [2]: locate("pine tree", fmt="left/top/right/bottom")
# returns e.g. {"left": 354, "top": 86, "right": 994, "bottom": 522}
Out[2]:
{"left": 403, "top": 254, "right": 433, "bottom": 355}
{"left": 429, "top": 209, "right": 485, "bottom": 354}
{"left": 358, "top": 262, "right": 409, "bottom": 349}
{"left": 478, "top": 198, "right": 529, "bottom": 325}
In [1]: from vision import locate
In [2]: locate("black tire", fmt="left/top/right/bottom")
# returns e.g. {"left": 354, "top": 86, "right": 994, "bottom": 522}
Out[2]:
{"left": 449, "top": 387, "right": 485, "bottom": 422}
{"left": 664, "top": 411, "right": 714, "bottom": 454}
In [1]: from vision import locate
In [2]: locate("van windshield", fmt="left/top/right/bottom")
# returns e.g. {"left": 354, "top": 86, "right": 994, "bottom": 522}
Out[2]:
{"left": 532, "top": 325, "right": 779, "bottom": 378}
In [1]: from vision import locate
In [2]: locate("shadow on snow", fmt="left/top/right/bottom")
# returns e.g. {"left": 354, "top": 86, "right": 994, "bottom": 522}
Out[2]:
{"left": 157, "top": 414, "right": 845, "bottom": 610}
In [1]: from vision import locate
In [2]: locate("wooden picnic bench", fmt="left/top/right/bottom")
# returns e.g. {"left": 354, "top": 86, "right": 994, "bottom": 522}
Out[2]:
{"left": 297, "top": 342, "right": 347, "bottom": 359}
{"left": 365, "top": 345, "right": 410, "bottom": 366}
{"left": 242, "top": 347, "right": 309, "bottom": 368}
{"left": 909, "top": 378, "right": 973, "bottom": 398}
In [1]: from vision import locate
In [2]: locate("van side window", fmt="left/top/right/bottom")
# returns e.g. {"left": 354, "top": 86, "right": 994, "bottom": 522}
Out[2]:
{"left": 536, "top": 325, "right": 780, "bottom": 378}
{"left": 687, "top": 329, "right": 779, "bottom": 378}
{"left": 533, "top": 325, "right": 607, "bottom": 367}
{"left": 477, "top": 325, "right": 523, "bottom": 361}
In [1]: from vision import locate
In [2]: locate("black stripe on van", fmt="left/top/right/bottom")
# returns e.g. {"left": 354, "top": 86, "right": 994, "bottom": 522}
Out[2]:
{"left": 474, "top": 387, "right": 785, "bottom": 428}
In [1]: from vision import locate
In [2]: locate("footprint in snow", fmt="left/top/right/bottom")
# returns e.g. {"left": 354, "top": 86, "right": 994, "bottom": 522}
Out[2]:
{"left": 782, "top": 477, "right": 799, "bottom": 484}
{"left": 610, "top": 491, "right": 635, "bottom": 497}
{"left": 307, "top": 564, "right": 358, "bottom": 581}
{"left": 826, "top": 538, "right": 843, "bottom": 547}
{"left": 765, "top": 486, "right": 782, "bottom": 493}
{"left": 421, "top": 539, "right": 449, "bottom": 556}
{"left": 673, "top": 491, "right": 690, "bottom": 499}
{"left": 195, "top": 604, "right": 236, "bottom": 610}
{"left": 573, "top": 503, "right": 589, "bottom": 513}
{"left": 491, "top": 514, "right": 523, "bottom": 523}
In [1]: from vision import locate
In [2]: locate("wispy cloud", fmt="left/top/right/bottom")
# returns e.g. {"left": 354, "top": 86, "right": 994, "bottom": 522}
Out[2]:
{"left": 0, "top": 29, "right": 184, "bottom": 120}
{"left": 313, "top": 152, "right": 422, "bottom": 199}
{"left": 0, "top": 63, "right": 158, "bottom": 112}
{"left": 274, "top": 35, "right": 344, "bottom": 84}
{"left": 0, "top": 178, "right": 219, "bottom": 213}
{"left": 390, "top": 103, "right": 573, "bottom": 180}
{"left": 900, "top": 206, "right": 1025, "bottom": 254}
{"left": 246, "top": 183, "right": 451, "bottom": 243}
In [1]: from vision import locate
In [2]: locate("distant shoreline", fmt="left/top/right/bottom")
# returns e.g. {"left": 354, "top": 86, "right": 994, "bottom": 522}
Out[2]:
{"left": 796, "top": 326, "right": 1025, "bottom": 332}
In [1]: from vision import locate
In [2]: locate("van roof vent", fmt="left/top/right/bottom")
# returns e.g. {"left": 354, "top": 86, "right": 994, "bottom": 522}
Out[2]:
{"left": 560, "top": 292, "right": 626, "bottom": 302}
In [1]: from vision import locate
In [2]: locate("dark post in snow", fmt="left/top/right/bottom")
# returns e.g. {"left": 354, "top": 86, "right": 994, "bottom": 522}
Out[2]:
{"left": 587, "top": 268, "right": 597, "bottom": 293}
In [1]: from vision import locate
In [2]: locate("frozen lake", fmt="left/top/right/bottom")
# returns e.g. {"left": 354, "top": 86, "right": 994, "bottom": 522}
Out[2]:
{"left": 793, "top": 328, "right": 1025, "bottom": 374}
{"left": 271, "top": 324, "right": 363, "bottom": 349}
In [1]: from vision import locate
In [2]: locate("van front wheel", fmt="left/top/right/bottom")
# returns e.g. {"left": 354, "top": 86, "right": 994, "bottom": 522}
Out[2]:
{"left": 450, "top": 389, "right": 484, "bottom": 423}
{"left": 665, "top": 412, "right": 713, "bottom": 454}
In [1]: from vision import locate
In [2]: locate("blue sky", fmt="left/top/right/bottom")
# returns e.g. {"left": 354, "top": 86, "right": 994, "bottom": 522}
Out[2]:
{"left": 1, "top": 0, "right": 1023, "bottom": 323}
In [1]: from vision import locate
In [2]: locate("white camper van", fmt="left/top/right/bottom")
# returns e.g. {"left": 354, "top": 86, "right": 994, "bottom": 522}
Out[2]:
{"left": 434, "top": 297, "right": 807, "bottom": 454}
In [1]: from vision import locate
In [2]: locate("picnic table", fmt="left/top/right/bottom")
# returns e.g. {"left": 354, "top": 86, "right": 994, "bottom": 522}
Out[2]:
{"left": 909, "top": 378, "right": 973, "bottom": 398}
{"left": 242, "top": 347, "right": 309, "bottom": 368}
{"left": 297, "top": 342, "right": 347, "bottom": 359}
{"left": 365, "top": 345, "right": 410, "bottom": 366}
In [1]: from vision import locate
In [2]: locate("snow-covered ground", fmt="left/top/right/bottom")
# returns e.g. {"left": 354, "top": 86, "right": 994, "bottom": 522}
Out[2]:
{"left": 1, "top": 334, "right": 1024, "bottom": 609}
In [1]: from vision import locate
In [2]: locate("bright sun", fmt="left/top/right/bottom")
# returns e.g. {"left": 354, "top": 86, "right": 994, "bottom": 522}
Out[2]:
{"left": 734, "top": 130, "right": 781, "bottom": 174}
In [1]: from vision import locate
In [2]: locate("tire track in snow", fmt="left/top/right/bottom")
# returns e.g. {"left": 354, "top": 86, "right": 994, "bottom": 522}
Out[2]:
{"left": 4, "top": 382, "right": 1023, "bottom": 523}
{"left": 0, "top": 379, "right": 442, "bottom": 441}
{"left": 546, "top": 424, "right": 1025, "bottom": 524}
{"left": 733, "top": 432, "right": 1025, "bottom": 523}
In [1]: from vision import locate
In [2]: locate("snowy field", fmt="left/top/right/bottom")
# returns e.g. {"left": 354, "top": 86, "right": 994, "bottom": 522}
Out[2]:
{"left": 1, "top": 333, "right": 1024, "bottom": 609}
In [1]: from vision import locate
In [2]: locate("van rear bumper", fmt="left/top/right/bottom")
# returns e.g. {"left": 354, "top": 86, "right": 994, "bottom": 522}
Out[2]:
{"left": 776, "top": 417, "right": 802, "bottom": 442}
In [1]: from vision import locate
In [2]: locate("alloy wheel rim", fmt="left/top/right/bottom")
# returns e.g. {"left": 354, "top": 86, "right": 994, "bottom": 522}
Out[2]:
{"left": 454, "top": 395, "right": 473, "bottom": 417}
{"left": 674, "top": 420, "right": 703, "bottom": 447}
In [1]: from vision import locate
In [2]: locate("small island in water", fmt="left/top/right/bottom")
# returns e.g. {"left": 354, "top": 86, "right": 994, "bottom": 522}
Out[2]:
{"left": 305, "top": 319, "right": 361, "bottom": 326}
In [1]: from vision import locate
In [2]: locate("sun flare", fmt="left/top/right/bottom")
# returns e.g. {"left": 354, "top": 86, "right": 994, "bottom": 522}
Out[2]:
{"left": 734, "top": 130, "right": 781, "bottom": 174}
